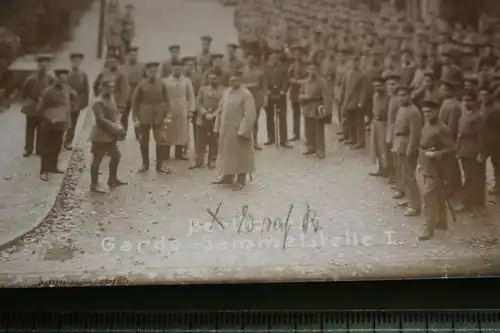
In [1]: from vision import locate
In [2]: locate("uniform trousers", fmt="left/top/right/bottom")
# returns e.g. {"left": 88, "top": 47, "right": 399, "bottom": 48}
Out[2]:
{"left": 443, "top": 155, "right": 463, "bottom": 203}
{"left": 460, "top": 158, "right": 486, "bottom": 208}
{"left": 196, "top": 124, "right": 218, "bottom": 165}
{"left": 393, "top": 152, "right": 404, "bottom": 192}
{"left": 265, "top": 96, "right": 287, "bottom": 144}
{"left": 422, "top": 175, "right": 448, "bottom": 235}
{"left": 397, "top": 153, "right": 421, "bottom": 210}
{"left": 25, "top": 115, "right": 42, "bottom": 154}
{"left": 342, "top": 107, "right": 365, "bottom": 145}
{"left": 90, "top": 141, "right": 121, "bottom": 185}
{"left": 253, "top": 106, "right": 262, "bottom": 143}
{"left": 490, "top": 151, "right": 500, "bottom": 189}
{"left": 304, "top": 116, "right": 325, "bottom": 156}
{"left": 64, "top": 110, "right": 81, "bottom": 146}
{"left": 139, "top": 124, "right": 166, "bottom": 169}
{"left": 40, "top": 125, "right": 64, "bottom": 174}
{"left": 290, "top": 101, "right": 301, "bottom": 139}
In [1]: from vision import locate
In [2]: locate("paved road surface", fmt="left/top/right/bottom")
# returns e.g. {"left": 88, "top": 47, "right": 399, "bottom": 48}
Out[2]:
{"left": 0, "top": 0, "right": 499, "bottom": 285}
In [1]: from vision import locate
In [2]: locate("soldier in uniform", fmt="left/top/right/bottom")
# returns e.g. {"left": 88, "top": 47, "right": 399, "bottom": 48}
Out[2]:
{"left": 37, "top": 69, "right": 73, "bottom": 181}
{"left": 263, "top": 51, "right": 290, "bottom": 148}
{"left": 369, "top": 75, "right": 391, "bottom": 177}
{"left": 334, "top": 48, "right": 349, "bottom": 136}
{"left": 204, "top": 53, "right": 228, "bottom": 86}
{"left": 399, "top": 47, "right": 416, "bottom": 86}
{"left": 418, "top": 99, "right": 456, "bottom": 240}
{"left": 223, "top": 43, "right": 244, "bottom": 78}
{"left": 183, "top": 56, "right": 204, "bottom": 155}
{"left": 64, "top": 52, "right": 89, "bottom": 150}
{"left": 288, "top": 45, "right": 307, "bottom": 141}
{"left": 391, "top": 85, "right": 422, "bottom": 217}
{"left": 160, "top": 45, "right": 181, "bottom": 78}
{"left": 106, "top": 15, "right": 124, "bottom": 61}
{"left": 456, "top": 90, "right": 488, "bottom": 216}
{"left": 463, "top": 73, "right": 478, "bottom": 95}
{"left": 121, "top": 4, "right": 136, "bottom": 53}
{"left": 411, "top": 69, "right": 444, "bottom": 108}
{"left": 190, "top": 70, "right": 225, "bottom": 170}
{"left": 121, "top": 47, "right": 146, "bottom": 135}
{"left": 299, "top": 61, "right": 332, "bottom": 159}
{"left": 20, "top": 55, "right": 54, "bottom": 157}
{"left": 410, "top": 50, "right": 427, "bottom": 90}
{"left": 132, "top": 62, "right": 171, "bottom": 174}
{"left": 197, "top": 35, "right": 214, "bottom": 74}
{"left": 89, "top": 78, "right": 127, "bottom": 194}
{"left": 93, "top": 53, "right": 130, "bottom": 115}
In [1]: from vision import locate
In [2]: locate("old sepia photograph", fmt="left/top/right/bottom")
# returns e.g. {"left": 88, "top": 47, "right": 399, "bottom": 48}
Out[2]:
{"left": 0, "top": 0, "right": 499, "bottom": 286}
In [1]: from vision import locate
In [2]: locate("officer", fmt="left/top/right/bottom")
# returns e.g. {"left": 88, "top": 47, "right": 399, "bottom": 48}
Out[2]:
{"left": 223, "top": 43, "right": 244, "bottom": 78}
{"left": 131, "top": 62, "right": 171, "bottom": 174}
{"left": 418, "top": 98, "right": 456, "bottom": 241}
{"left": 121, "top": 47, "right": 146, "bottom": 135}
{"left": 89, "top": 78, "right": 127, "bottom": 194}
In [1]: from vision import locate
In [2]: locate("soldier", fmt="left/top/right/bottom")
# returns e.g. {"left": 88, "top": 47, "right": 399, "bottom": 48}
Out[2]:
{"left": 37, "top": 69, "right": 73, "bottom": 181}
{"left": 463, "top": 73, "right": 478, "bottom": 95}
{"left": 213, "top": 70, "right": 256, "bottom": 191}
{"left": 121, "top": 4, "right": 136, "bottom": 53}
{"left": 106, "top": 15, "right": 124, "bottom": 61}
{"left": 334, "top": 48, "right": 348, "bottom": 136}
{"left": 121, "top": 47, "right": 146, "bottom": 135}
{"left": 64, "top": 52, "right": 89, "bottom": 150}
{"left": 439, "top": 45, "right": 464, "bottom": 84}
{"left": 241, "top": 52, "right": 266, "bottom": 150}
{"left": 399, "top": 47, "right": 416, "bottom": 86}
{"left": 93, "top": 53, "right": 130, "bottom": 115}
{"left": 190, "top": 70, "right": 225, "bottom": 170}
{"left": 418, "top": 99, "right": 456, "bottom": 241}
{"left": 308, "top": 29, "right": 325, "bottom": 65}
{"left": 456, "top": 90, "right": 488, "bottom": 216}
{"left": 20, "top": 55, "right": 54, "bottom": 157}
{"left": 162, "top": 59, "right": 196, "bottom": 161}
{"left": 288, "top": 45, "right": 307, "bottom": 141}
{"left": 263, "top": 51, "right": 290, "bottom": 148}
{"left": 160, "top": 45, "right": 181, "bottom": 78}
{"left": 183, "top": 56, "right": 204, "bottom": 155}
{"left": 89, "top": 78, "right": 127, "bottom": 194}
{"left": 132, "top": 62, "right": 171, "bottom": 174}
{"left": 369, "top": 76, "right": 391, "bottom": 177}
{"left": 300, "top": 61, "right": 332, "bottom": 159}
{"left": 410, "top": 51, "right": 427, "bottom": 90}
{"left": 411, "top": 69, "right": 444, "bottom": 108}
{"left": 223, "top": 43, "right": 244, "bottom": 78}
{"left": 392, "top": 85, "right": 422, "bottom": 217}
{"left": 197, "top": 35, "right": 214, "bottom": 73}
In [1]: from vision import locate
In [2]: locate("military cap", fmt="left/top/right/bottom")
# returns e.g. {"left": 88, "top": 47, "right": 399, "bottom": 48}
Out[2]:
{"left": 212, "top": 53, "right": 224, "bottom": 59}
{"left": 69, "top": 52, "right": 84, "bottom": 60}
{"left": 226, "top": 43, "right": 238, "bottom": 49}
{"left": 181, "top": 56, "right": 196, "bottom": 63}
{"left": 421, "top": 99, "right": 441, "bottom": 109}
{"left": 145, "top": 62, "right": 160, "bottom": 69}
{"left": 395, "top": 84, "right": 411, "bottom": 93}
{"left": 206, "top": 69, "right": 219, "bottom": 78}
{"left": 478, "top": 84, "right": 493, "bottom": 93}
{"left": 106, "top": 52, "right": 118, "bottom": 59}
{"left": 440, "top": 68, "right": 463, "bottom": 87}
{"left": 171, "top": 59, "right": 184, "bottom": 66}
{"left": 54, "top": 69, "right": 70, "bottom": 78}
{"left": 127, "top": 47, "right": 139, "bottom": 53}
{"left": 438, "top": 44, "right": 453, "bottom": 56}
{"left": 464, "top": 73, "right": 478, "bottom": 83}
{"left": 168, "top": 44, "right": 181, "bottom": 51}
{"left": 37, "top": 54, "right": 52, "bottom": 62}
{"left": 201, "top": 35, "right": 213, "bottom": 42}
{"left": 290, "top": 44, "right": 303, "bottom": 51}
{"left": 461, "top": 90, "right": 477, "bottom": 100}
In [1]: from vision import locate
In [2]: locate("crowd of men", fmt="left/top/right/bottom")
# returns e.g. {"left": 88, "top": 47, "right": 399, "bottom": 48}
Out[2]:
{"left": 16, "top": 0, "right": 500, "bottom": 241}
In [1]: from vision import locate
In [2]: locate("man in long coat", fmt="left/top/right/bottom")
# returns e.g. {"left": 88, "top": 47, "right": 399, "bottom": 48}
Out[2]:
{"left": 162, "top": 59, "right": 196, "bottom": 160}
{"left": 213, "top": 70, "right": 256, "bottom": 191}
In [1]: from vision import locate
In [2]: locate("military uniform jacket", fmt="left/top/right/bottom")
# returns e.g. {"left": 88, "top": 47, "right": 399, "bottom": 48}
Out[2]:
{"left": 37, "top": 85, "right": 73, "bottom": 131}
{"left": 121, "top": 13, "right": 135, "bottom": 40}
{"left": 105, "top": 21, "right": 122, "bottom": 48}
{"left": 439, "top": 98, "right": 462, "bottom": 141}
{"left": 184, "top": 71, "right": 204, "bottom": 96}
{"left": 372, "top": 92, "right": 389, "bottom": 121}
{"left": 222, "top": 57, "right": 243, "bottom": 79}
{"left": 132, "top": 78, "right": 170, "bottom": 125}
{"left": 399, "top": 63, "right": 416, "bottom": 86}
{"left": 419, "top": 121, "right": 456, "bottom": 177}
{"left": 340, "top": 68, "right": 366, "bottom": 111}
{"left": 480, "top": 102, "right": 500, "bottom": 154}
{"left": 288, "top": 61, "right": 307, "bottom": 103}
{"left": 264, "top": 63, "right": 289, "bottom": 99}
{"left": 68, "top": 69, "right": 90, "bottom": 112}
{"left": 241, "top": 64, "right": 266, "bottom": 108}
{"left": 456, "top": 111, "right": 487, "bottom": 159}
{"left": 300, "top": 76, "right": 332, "bottom": 119}
{"left": 121, "top": 61, "right": 146, "bottom": 93}
{"left": 197, "top": 52, "right": 213, "bottom": 73}
{"left": 89, "top": 96, "right": 121, "bottom": 143}
{"left": 20, "top": 72, "right": 54, "bottom": 116}
{"left": 391, "top": 104, "right": 423, "bottom": 155}
{"left": 93, "top": 69, "right": 130, "bottom": 109}
{"left": 195, "top": 84, "right": 225, "bottom": 127}
{"left": 411, "top": 85, "right": 444, "bottom": 108}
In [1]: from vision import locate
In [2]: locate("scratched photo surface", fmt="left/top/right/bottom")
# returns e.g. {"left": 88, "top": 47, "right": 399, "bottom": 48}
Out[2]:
{"left": 1, "top": 0, "right": 500, "bottom": 287}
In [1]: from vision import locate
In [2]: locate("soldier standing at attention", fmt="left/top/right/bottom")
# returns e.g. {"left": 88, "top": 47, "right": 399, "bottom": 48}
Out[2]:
{"left": 160, "top": 45, "right": 181, "bottom": 79}
{"left": 121, "top": 47, "right": 146, "bottom": 135}
{"left": 456, "top": 90, "right": 488, "bottom": 217}
{"left": 93, "top": 54, "right": 130, "bottom": 115}
{"left": 288, "top": 45, "right": 307, "bottom": 141}
{"left": 418, "top": 99, "right": 456, "bottom": 241}
{"left": 183, "top": 56, "right": 204, "bottom": 155}
{"left": 263, "top": 52, "right": 290, "bottom": 148}
{"left": 37, "top": 69, "right": 73, "bottom": 181}
{"left": 392, "top": 85, "right": 422, "bottom": 217}
{"left": 369, "top": 76, "right": 391, "bottom": 177}
{"left": 197, "top": 36, "right": 214, "bottom": 74}
{"left": 242, "top": 52, "right": 267, "bottom": 150}
{"left": 132, "top": 62, "right": 171, "bottom": 174}
{"left": 299, "top": 61, "right": 332, "bottom": 159}
{"left": 20, "top": 55, "right": 54, "bottom": 157}
{"left": 190, "top": 71, "right": 225, "bottom": 170}
{"left": 89, "top": 78, "right": 127, "bottom": 194}
{"left": 64, "top": 52, "right": 89, "bottom": 151}
{"left": 121, "top": 4, "right": 136, "bottom": 53}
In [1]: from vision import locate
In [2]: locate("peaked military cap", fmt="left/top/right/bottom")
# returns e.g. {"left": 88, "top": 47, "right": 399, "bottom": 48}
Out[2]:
{"left": 127, "top": 47, "right": 139, "bottom": 53}
{"left": 400, "top": 46, "right": 413, "bottom": 55}
{"left": 101, "top": 76, "right": 116, "bottom": 88}
{"left": 181, "top": 56, "right": 196, "bottom": 63}
{"left": 168, "top": 44, "right": 181, "bottom": 51}
{"left": 106, "top": 53, "right": 118, "bottom": 59}
{"left": 145, "top": 62, "right": 160, "bottom": 69}
{"left": 201, "top": 35, "right": 213, "bottom": 42}
{"left": 421, "top": 99, "right": 441, "bottom": 109}
{"left": 212, "top": 53, "right": 224, "bottom": 59}
{"left": 372, "top": 75, "right": 384, "bottom": 84}
{"left": 226, "top": 43, "right": 238, "bottom": 49}
{"left": 206, "top": 69, "right": 219, "bottom": 77}
{"left": 37, "top": 54, "right": 52, "bottom": 62}
{"left": 229, "top": 70, "right": 243, "bottom": 78}
{"left": 54, "top": 69, "right": 70, "bottom": 78}
{"left": 69, "top": 52, "right": 84, "bottom": 60}
{"left": 440, "top": 68, "right": 463, "bottom": 87}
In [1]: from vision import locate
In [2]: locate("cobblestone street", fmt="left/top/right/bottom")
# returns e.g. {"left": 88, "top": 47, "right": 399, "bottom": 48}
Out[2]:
{"left": 0, "top": 0, "right": 499, "bottom": 286}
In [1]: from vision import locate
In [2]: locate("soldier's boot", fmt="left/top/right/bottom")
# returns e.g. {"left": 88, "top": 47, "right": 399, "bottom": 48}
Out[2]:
{"left": 404, "top": 208, "right": 420, "bottom": 217}
{"left": 139, "top": 145, "right": 149, "bottom": 172}
{"left": 90, "top": 184, "right": 107, "bottom": 194}
{"left": 108, "top": 156, "right": 127, "bottom": 188}
{"left": 418, "top": 229, "right": 434, "bottom": 241}
{"left": 392, "top": 191, "right": 405, "bottom": 199}
{"left": 212, "top": 174, "right": 234, "bottom": 185}
{"left": 233, "top": 173, "right": 246, "bottom": 191}
{"left": 156, "top": 145, "right": 171, "bottom": 174}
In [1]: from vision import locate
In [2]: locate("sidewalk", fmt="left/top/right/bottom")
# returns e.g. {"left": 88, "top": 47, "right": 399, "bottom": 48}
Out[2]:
{"left": 0, "top": 1, "right": 104, "bottom": 249}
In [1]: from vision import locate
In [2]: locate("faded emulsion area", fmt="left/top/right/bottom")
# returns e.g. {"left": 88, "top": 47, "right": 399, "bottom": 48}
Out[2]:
{"left": 0, "top": 0, "right": 499, "bottom": 286}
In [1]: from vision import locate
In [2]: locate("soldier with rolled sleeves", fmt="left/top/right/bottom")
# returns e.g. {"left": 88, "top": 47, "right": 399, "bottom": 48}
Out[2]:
{"left": 89, "top": 78, "right": 127, "bottom": 194}
{"left": 300, "top": 61, "right": 332, "bottom": 159}
{"left": 37, "top": 69, "right": 73, "bottom": 181}
{"left": 190, "top": 70, "right": 225, "bottom": 170}
{"left": 418, "top": 99, "right": 456, "bottom": 241}
{"left": 263, "top": 51, "right": 291, "bottom": 148}
{"left": 369, "top": 75, "right": 391, "bottom": 177}
{"left": 93, "top": 53, "right": 130, "bottom": 114}
{"left": 20, "top": 55, "right": 54, "bottom": 157}
{"left": 456, "top": 90, "right": 488, "bottom": 217}
{"left": 132, "top": 62, "right": 171, "bottom": 174}
{"left": 160, "top": 45, "right": 182, "bottom": 79}
{"left": 479, "top": 85, "right": 500, "bottom": 195}
{"left": 121, "top": 47, "right": 146, "bottom": 135}
{"left": 391, "top": 85, "right": 422, "bottom": 217}
{"left": 197, "top": 35, "right": 214, "bottom": 74}
{"left": 288, "top": 45, "right": 308, "bottom": 141}
{"left": 411, "top": 69, "right": 444, "bottom": 109}
{"left": 242, "top": 52, "right": 267, "bottom": 150}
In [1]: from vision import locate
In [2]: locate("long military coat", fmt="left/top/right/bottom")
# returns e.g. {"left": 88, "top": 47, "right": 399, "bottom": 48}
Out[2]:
{"left": 214, "top": 87, "right": 256, "bottom": 175}
{"left": 162, "top": 75, "right": 195, "bottom": 145}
